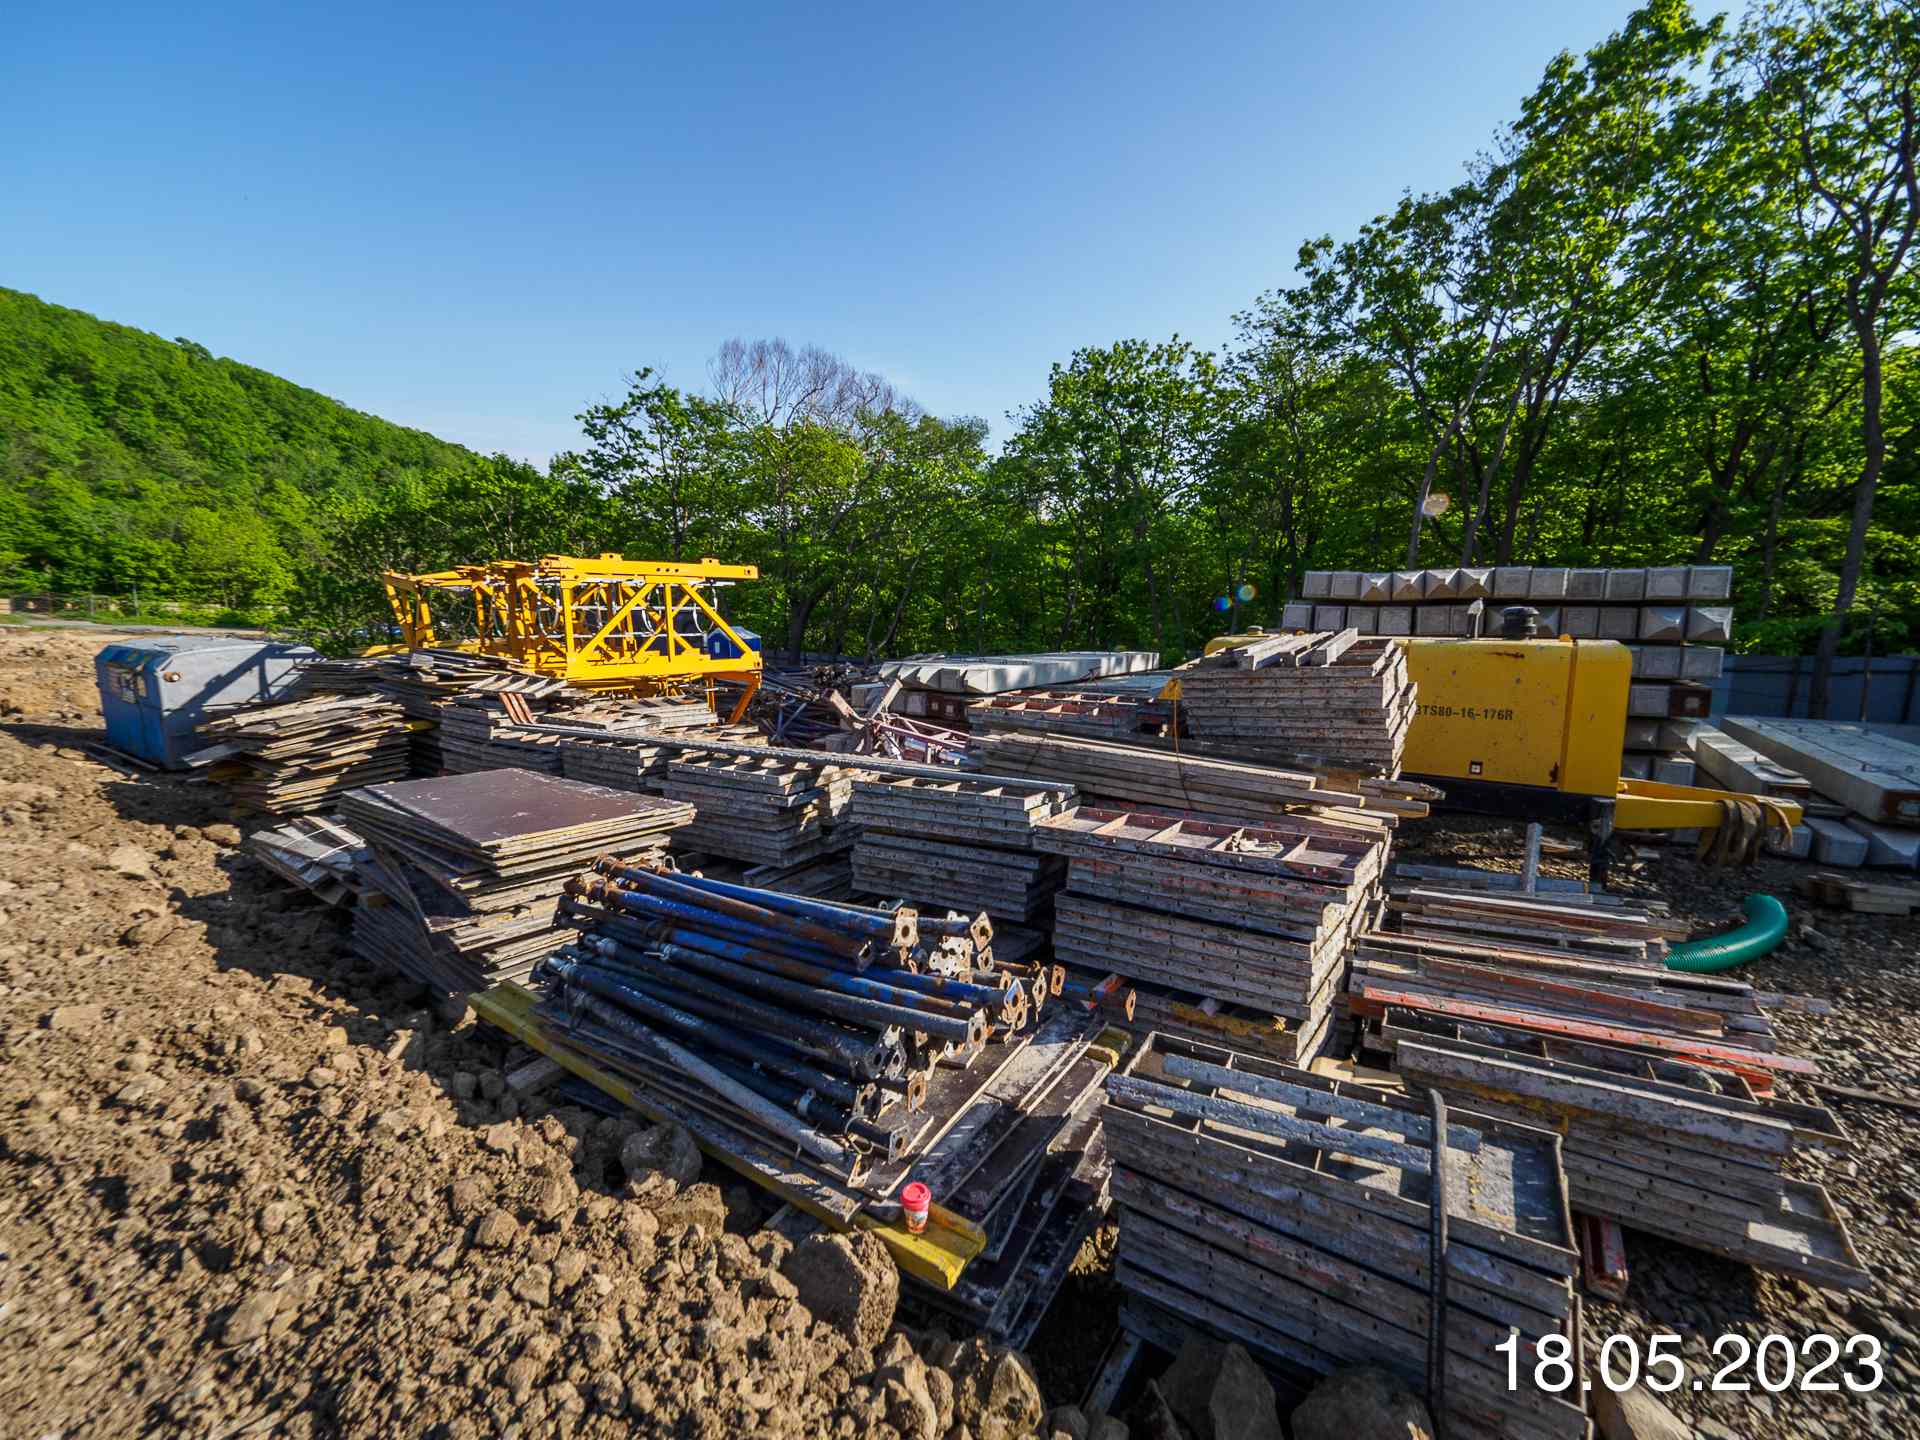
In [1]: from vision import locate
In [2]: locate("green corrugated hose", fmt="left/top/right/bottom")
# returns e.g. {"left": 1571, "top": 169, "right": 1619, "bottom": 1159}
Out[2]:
{"left": 1664, "top": 894, "right": 1790, "bottom": 973}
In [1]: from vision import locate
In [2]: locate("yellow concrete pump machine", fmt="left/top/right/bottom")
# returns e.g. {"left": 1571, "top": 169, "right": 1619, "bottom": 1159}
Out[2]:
{"left": 1206, "top": 607, "right": 1799, "bottom": 872}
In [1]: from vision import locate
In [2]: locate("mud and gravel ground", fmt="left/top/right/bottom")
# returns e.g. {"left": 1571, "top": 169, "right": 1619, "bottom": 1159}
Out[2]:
{"left": 0, "top": 624, "right": 1915, "bottom": 1440}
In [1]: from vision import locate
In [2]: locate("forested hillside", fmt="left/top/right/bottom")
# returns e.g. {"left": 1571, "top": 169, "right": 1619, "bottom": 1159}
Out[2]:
{"left": 1, "top": 0, "right": 1915, "bottom": 688}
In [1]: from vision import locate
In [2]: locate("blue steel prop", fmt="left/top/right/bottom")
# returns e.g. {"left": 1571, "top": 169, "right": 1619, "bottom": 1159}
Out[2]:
{"left": 540, "top": 954, "right": 879, "bottom": 1116}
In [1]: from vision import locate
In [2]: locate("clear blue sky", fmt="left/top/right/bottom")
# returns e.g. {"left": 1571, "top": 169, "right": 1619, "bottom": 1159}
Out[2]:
{"left": 4, "top": 0, "right": 1645, "bottom": 463}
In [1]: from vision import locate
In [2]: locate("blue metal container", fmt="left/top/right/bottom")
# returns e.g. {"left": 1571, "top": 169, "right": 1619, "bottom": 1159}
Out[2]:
{"left": 95, "top": 635, "right": 317, "bottom": 768}
{"left": 706, "top": 626, "right": 761, "bottom": 661}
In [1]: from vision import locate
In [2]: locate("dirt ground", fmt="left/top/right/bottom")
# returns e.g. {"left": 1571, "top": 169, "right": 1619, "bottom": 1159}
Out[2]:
{"left": 0, "top": 628, "right": 1048, "bottom": 1440}
{"left": 1, "top": 624, "right": 1916, "bottom": 1440}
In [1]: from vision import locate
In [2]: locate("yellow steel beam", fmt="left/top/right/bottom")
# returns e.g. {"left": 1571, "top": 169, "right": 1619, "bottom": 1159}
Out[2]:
{"left": 1613, "top": 779, "right": 1803, "bottom": 832}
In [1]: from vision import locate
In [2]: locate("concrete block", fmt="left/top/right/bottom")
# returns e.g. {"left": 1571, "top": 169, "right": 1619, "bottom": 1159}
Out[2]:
{"left": 1637, "top": 645, "right": 1682, "bottom": 679}
{"left": 1423, "top": 568, "right": 1460, "bottom": 601}
{"left": 1846, "top": 818, "right": 1920, "bottom": 870}
{"left": 1492, "top": 566, "right": 1533, "bottom": 598}
{"left": 1680, "top": 645, "right": 1724, "bottom": 680}
{"left": 1620, "top": 753, "right": 1652, "bottom": 780}
{"left": 1623, "top": 718, "right": 1661, "bottom": 749}
{"left": 1766, "top": 824, "right": 1813, "bottom": 860}
{"left": 1562, "top": 605, "right": 1599, "bottom": 638}
{"left": 1645, "top": 566, "right": 1690, "bottom": 600}
{"left": 1687, "top": 606, "right": 1734, "bottom": 644}
{"left": 1390, "top": 571, "right": 1427, "bottom": 602}
{"left": 1301, "top": 571, "right": 1332, "bottom": 599}
{"left": 1280, "top": 601, "right": 1315, "bottom": 630}
{"left": 1456, "top": 567, "right": 1493, "bottom": 600}
{"left": 1805, "top": 817, "right": 1868, "bottom": 868}
{"left": 1329, "top": 571, "right": 1361, "bottom": 601}
{"left": 1599, "top": 607, "right": 1639, "bottom": 639}
{"left": 1312, "top": 604, "right": 1347, "bottom": 630}
{"left": 1604, "top": 568, "right": 1648, "bottom": 602}
{"left": 1416, "top": 605, "right": 1456, "bottom": 636}
{"left": 1377, "top": 606, "right": 1413, "bottom": 636}
{"left": 1638, "top": 605, "right": 1687, "bottom": 642}
{"left": 1358, "top": 572, "right": 1393, "bottom": 603}
{"left": 1528, "top": 567, "right": 1569, "bottom": 601}
{"left": 1347, "top": 605, "right": 1378, "bottom": 635}
{"left": 1566, "top": 569, "right": 1607, "bottom": 601}
{"left": 1628, "top": 683, "right": 1670, "bottom": 717}
{"left": 1653, "top": 756, "right": 1697, "bottom": 786}
{"left": 1532, "top": 606, "right": 1561, "bottom": 635}
{"left": 1686, "top": 564, "right": 1734, "bottom": 600}
{"left": 1658, "top": 719, "right": 1702, "bottom": 752}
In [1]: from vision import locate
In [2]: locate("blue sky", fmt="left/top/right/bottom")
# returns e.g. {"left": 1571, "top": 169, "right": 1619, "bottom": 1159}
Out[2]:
{"left": 4, "top": 1, "right": 1645, "bottom": 462}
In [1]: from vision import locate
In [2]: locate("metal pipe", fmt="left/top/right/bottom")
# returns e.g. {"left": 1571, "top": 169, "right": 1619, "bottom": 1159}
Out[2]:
{"left": 613, "top": 936, "right": 984, "bottom": 1046}
{"left": 641, "top": 924, "right": 983, "bottom": 1024}
{"left": 583, "top": 869, "right": 875, "bottom": 963}
{"left": 540, "top": 956, "right": 878, "bottom": 1113}
{"left": 565, "top": 899, "right": 856, "bottom": 976}
{"left": 571, "top": 881, "right": 871, "bottom": 971}
{"left": 546, "top": 950, "right": 893, "bottom": 1078}
{"left": 600, "top": 861, "right": 919, "bottom": 951}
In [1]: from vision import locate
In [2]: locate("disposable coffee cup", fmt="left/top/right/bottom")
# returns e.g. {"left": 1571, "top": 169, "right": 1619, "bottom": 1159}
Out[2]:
{"left": 901, "top": 1182, "right": 931, "bottom": 1234}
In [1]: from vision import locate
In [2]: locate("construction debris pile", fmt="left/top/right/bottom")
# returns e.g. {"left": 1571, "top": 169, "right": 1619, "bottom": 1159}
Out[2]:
{"left": 849, "top": 774, "right": 1074, "bottom": 925}
{"left": 1105, "top": 1033, "right": 1589, "bottom": 1440}
{"left": 338, "top": 769, "right": 694, "bottom": 993}
{"left": 186, "top": 693, "right": 410, "bottom": 814}
{"left": 554, "top": 724, "right": 764, "bottom": 794}
{"left": 1036, "top": 806, "right": 1388, "bottom": 1064}
{"left": 245, "top": 814, "right": 372, "bottom": 905}
{"left": 1346, "top": 867, "right": 1869, "bottom": 1289}
{"left": 1175, "top": 631, "right": 1416, "bottom": 774}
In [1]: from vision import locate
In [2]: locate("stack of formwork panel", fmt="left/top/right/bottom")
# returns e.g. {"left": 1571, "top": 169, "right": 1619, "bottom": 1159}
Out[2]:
{"left": 1174, "top": 632, "right": 1415, "bottom": 776}
{"left": 437, "top": 676, "right": 582, "bottom": 774}
{"left": 971, "top": 731, "right": 1430, "bottom": 827}
{"left": 666, "top": 753, "right": 857, "bottom": 867}
{"left": 552, "top": 726, "right": 763, "bottom": 794}
{"left": 186, "top": 694, "right": 412, "bottom": 815}
{"left": 1104, "top": 1033, "right": 1590, "bottom": 1440}
{"left": 1034, "top": 806, "right": 1389, "bottom": 1063}
{"left": 340, "top": 769, "right": 695, "bottom": 993}
{"left": 1363, "top": 1001, "right": 1868, "bottom": 1289}
{"left": 965, "top": 688, "right": 1175, "bottom": 742}
{"left": 848, "top": 775, "right": 1074, "bottom": 924}
{"left": 372, "top": 649, "right": 528, "bottom": 776}
{"left": 1287, "top": 565, "right": 1732, "bottom": 784}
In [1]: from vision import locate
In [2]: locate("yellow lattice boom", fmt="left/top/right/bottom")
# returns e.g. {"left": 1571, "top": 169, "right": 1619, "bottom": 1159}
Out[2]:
{"left": 383, "top": 554, "right": 763, "bottom": 707}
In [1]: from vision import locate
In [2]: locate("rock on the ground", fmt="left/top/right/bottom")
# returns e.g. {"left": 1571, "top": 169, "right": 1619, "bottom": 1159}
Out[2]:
{"left": 1290, "top": 1366, "right": 1434, "bottom": 1440}
{"left": 1126, "top": 1380, "right": 1185, "bottom": 1440}
{"left": 779, "top": 1230, "right": 899, "bottom": 1350}
{"left": 1594, "top": 1383, "right": 1692, "bottom": 1440}
{"left": 1158, "top": 1337, "right": 1281, "bottom": 1440}
{"left": 619, "top": 1121, "right": 701, "bottom": 1187}
{"left": 1089, "top": 1417, "right": 1130, "bottom": 1440}
{"left": 948, "top": 1337, "right": 1047, "bottom": 1439}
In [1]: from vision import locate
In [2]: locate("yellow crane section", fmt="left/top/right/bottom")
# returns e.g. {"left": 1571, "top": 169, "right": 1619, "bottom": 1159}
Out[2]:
{"left": 383, "top": 554, "right": 763, "bottom": 713}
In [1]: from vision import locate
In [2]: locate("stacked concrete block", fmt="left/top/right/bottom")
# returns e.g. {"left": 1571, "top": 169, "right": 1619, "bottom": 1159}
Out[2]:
{"left": 1493, "top": 565, "right": 1533, "bottom": 598}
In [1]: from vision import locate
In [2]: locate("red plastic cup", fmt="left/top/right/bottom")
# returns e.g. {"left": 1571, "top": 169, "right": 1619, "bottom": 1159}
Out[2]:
{"left": 900, "top": 1181, "right": 931, "bottom": 1234}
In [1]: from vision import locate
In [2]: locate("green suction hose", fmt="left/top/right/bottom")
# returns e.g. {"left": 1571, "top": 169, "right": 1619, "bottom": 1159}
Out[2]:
{"left": 1664, "top": 894, "right": 1789, "bottom": 973}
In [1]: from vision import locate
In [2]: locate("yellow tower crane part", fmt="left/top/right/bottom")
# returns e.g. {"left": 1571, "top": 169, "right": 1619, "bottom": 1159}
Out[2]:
{"left": 383, "top": 554, "right": 764, "bottom": 717}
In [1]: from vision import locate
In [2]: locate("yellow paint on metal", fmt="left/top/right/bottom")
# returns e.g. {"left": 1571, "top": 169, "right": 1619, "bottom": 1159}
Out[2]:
{"left": 1612, "top": 779, "right": 1802, "bottom": 831}
{"left": 1395, "top": 637, "right": 1630, "bottom": 795}
{"left": 470, "top": 983, "right": 983, "bottom": 1289}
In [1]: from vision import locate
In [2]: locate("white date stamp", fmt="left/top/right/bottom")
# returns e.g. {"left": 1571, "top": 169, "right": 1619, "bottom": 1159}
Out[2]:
{"left": 1496, "top": 1331, "right": 1885, "bottom": 1395}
